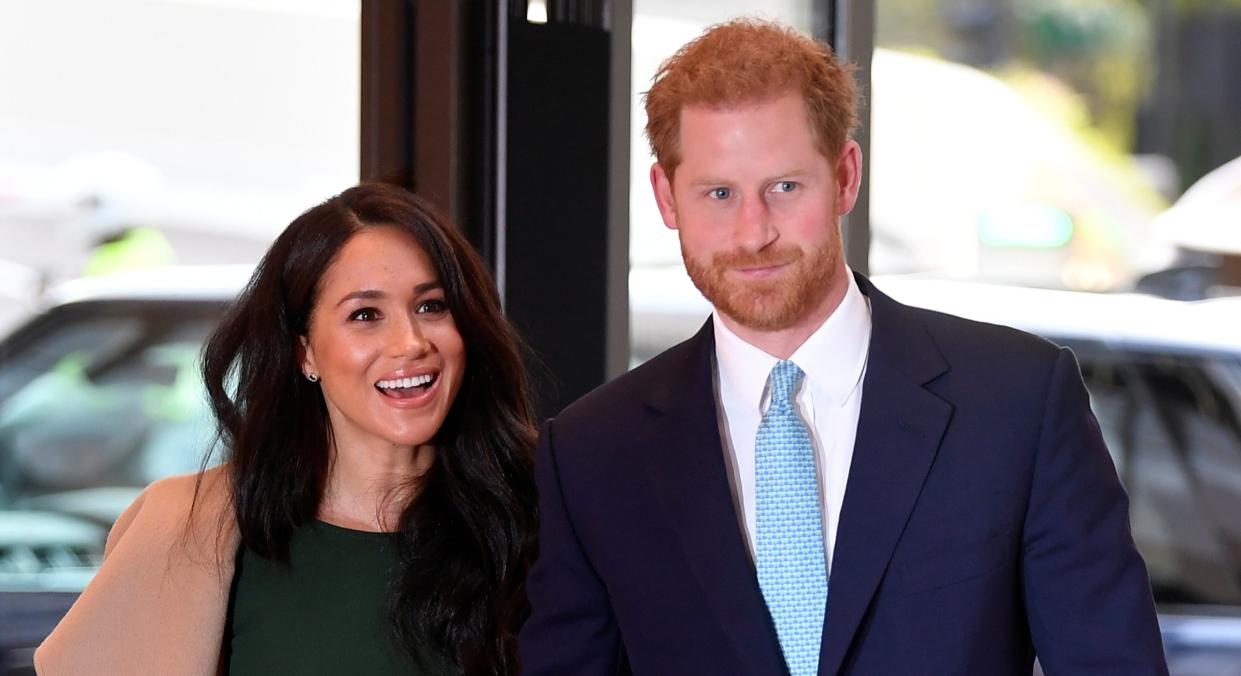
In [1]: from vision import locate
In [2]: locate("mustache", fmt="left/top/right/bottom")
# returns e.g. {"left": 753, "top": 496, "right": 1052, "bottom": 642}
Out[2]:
{"left": 711, "top": 245, "right": 804, "bottom": 269}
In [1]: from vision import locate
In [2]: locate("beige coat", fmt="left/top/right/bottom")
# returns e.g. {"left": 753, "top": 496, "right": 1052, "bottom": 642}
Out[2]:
{"left": 35, "top": 466, "right": 240, "bottom": 676}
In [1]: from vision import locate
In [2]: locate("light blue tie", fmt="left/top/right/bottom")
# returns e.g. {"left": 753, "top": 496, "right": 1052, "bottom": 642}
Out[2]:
{"left": 756, "top": 360, "right": 827, "bottom": 676}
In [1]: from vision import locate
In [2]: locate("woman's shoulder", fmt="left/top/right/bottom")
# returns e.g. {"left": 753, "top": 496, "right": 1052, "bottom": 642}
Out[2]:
{"left": 107, "top": 464, "right": 233, "bottom": 555}
{"left": 36, "top": 464, "right": 239, "bottom": 676}
{"left": 141, "top": 464, "right": 231, "bottom": 505}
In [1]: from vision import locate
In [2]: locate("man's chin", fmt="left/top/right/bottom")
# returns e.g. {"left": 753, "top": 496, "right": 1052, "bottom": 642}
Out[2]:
{"left": 725, "top": 312, "right": 799, "bottom": 332}
{"left": 690, "top": 277, "right": 782, "bottom": 325}
{"left": 716, "top": 293, "right": 803, "bottom": 332}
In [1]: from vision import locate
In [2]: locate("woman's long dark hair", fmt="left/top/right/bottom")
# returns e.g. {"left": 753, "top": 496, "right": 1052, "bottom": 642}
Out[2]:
{"left": 201, "top": 183, "right": 537, "bottom": 674}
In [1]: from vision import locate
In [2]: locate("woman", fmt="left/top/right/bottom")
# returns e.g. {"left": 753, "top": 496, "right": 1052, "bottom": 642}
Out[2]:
{"left": 35, "top": 183, "right": 537, "bottom": 675}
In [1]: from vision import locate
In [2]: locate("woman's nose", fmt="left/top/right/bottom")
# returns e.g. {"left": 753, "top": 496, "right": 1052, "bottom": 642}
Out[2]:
{"left": 391, "top": 316, "right": 431, "bottom": 357}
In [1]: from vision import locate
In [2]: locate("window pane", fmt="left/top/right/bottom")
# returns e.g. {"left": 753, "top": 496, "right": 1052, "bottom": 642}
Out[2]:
{"left": 0, "top": 0, "right": 360, "bottom": 654}
{"left": 872, "top": 0, "right": 1241, "bottom": 293}
{"left": 0, "top": 0, "right": 360, "bottom": 327}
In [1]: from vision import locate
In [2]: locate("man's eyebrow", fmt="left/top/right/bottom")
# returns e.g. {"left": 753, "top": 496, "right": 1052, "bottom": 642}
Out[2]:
{"left": 763, "top": 169, "right": 810, "bottom": 183}
{"left": 687, "top": 170, "right": 810, "bottom": 187}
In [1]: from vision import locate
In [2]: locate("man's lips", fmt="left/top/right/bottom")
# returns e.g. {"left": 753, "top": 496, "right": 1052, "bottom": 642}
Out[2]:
{"left": 733, "top": 261, "right": 792, "bottom": 278}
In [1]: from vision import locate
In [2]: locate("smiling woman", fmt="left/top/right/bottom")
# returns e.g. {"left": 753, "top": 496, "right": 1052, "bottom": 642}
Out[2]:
{"left": 300, "top": 226, "right": 467, "bottom": 531}
{"left": 34, "top": 183, "right": 537, "bottom": 675}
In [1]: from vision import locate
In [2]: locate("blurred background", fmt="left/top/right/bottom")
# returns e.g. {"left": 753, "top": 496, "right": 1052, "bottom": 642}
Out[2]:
{"left": 1, "top": 0, "right": 1239, "bottom": 673}
{"left": 631, "top": 0, "right": 1241, "bottom": 359}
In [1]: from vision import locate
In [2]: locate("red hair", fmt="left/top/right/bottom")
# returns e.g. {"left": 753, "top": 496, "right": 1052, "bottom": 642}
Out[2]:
{"left": 643, "top": 18, "right": 859, "bottom": 174}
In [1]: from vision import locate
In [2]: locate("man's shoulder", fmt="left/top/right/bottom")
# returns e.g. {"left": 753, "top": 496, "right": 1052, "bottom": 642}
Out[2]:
{"left": 918, "top": 303, "right": 1058, "bottom": 352}
{"left": 880, "top": 293, "right": 1064, "bottom": 374}
{"left": 553, "top": 331, "right": 705, "bottom": 433}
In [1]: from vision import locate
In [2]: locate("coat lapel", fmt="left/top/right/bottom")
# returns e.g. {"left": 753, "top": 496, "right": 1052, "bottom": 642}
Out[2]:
{"left": 818, "top": 275, "right": 953, "bottom": 676}
{"left": 639, "top": 320, "right": 789, "bottom": 676}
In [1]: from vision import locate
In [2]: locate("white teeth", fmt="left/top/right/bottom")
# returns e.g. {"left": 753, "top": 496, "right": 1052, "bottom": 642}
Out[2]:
{"left": 377, "top": 374, "right": 435, "bottom": 389}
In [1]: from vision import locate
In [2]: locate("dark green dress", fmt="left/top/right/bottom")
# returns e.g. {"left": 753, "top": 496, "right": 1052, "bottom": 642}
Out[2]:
{"left": 226, "top": 520, "right": 451, "bottom": 675}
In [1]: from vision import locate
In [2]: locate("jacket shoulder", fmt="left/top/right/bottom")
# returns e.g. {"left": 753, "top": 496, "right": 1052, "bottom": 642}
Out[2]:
{"left": 901, "top": 301, "right": 1065, "bottom": 371}
{"left": 35, "top": 466, "right": 237, "bottom": 676}
{"left": 861, "top": 274, "right": 1065, "bottom": 374}
{"left": 107, "top": 465, "right": 232, "bottom": 555}
{"left": 922, "top": 302, "right": 1057, "bottom": 341}
{"left": 556, "top": 331, "right": 702, "bottom": 426}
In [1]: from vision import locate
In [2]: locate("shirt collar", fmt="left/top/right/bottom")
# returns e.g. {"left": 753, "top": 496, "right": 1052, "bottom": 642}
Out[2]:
{"left": 713, "top": 270, "right": 872, "bottom": 413}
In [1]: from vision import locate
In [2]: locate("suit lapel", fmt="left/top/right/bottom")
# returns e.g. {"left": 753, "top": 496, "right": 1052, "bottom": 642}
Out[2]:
{"left": 639, "top": 320, "right": 789, "bottom": 676}
{"left": 819, "top": 276, "right": 954, "bottom": 676}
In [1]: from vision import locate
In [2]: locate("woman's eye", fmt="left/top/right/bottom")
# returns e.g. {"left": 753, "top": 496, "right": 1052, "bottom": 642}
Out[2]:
{"left": 349, "top": 308, "right": 379, "bottom": 322}
{"left": 708, "top": 187, "right": 731, "bottom": 200}
{"left": 416, "top": 299, "right": 449, "bottom": 314}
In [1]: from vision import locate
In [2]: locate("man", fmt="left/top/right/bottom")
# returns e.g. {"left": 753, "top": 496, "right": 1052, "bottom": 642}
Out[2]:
{"left": 520, "top": 19, "right": 1168, "bottom": 675}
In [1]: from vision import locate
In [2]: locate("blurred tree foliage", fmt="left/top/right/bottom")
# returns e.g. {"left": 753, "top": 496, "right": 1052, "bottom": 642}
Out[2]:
{"left": 876, "top": 0, "right": 1149, "bottom": 154}
{"left": 876, "top": 0, "right": 1241, "bottom": 189}
{"left": 1172, "top": 0, "right": 1241, "bottom": 10}
{"left": 1012, "top": 0, "right": 1148, "bottom": 152}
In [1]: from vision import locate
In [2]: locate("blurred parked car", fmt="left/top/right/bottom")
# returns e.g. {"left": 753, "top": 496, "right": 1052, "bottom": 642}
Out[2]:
{"left": 632, "top": 269, "right": 1241, "bottom": 673}
{"left": 0, "top": 260, "right": 41, "bottom": 339}
{"left": 0, "top": 266, "right": 247, "bottom": 674}
{"left": 1146, "top": 154, "right": 1241, "bottom": 296}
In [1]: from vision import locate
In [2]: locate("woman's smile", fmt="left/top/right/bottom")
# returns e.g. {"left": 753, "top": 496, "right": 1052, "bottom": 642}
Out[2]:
{"left": 375, "top": 369, "right": 441, "bottom": 404}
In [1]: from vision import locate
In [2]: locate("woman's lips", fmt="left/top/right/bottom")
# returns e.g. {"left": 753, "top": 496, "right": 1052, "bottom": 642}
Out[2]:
{"left": 375, "top": 372, "right": 440, "bottom": 407}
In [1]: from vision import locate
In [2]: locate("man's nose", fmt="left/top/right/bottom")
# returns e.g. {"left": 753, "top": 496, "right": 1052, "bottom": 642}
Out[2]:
{"left": 735, "top": 194, "right": 777, "bottom": 251}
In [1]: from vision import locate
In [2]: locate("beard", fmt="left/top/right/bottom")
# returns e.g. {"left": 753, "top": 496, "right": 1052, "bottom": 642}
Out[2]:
{"left": 683, "top": 237, "right": 840, "bottom": 332}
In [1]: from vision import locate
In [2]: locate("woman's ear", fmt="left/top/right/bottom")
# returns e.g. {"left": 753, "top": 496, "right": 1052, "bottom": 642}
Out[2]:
{"left": 299, "top": 335, "right": 318, "bottom": 381}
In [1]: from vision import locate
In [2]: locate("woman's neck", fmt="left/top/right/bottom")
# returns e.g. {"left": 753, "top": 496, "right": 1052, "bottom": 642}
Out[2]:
{"left": 318, "top": 441, "right": 435, "bottom": 532}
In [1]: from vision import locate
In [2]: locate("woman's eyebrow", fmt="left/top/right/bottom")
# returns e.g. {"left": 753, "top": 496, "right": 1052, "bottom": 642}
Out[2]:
{"left": 335, "top": 281, "right": 443, "bottom": 307}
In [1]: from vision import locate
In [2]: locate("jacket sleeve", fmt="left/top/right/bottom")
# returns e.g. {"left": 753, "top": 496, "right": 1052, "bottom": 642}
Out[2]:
{"left": 103, "top": 484, "right": 150, "bottom": 557}
{"left": 34, "top": 469, "right": 236, "bottom": 676}
{"left": 1022, "top": 348, "right": 1169, "bottom": 675}
{"left": 520, "top": 418, "right": 628, "bottom": 675}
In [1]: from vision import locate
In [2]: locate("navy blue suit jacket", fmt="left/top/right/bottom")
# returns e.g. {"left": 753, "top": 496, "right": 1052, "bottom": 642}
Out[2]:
{"left": 520, "top": 275, "right": 1168, "bottom": 675}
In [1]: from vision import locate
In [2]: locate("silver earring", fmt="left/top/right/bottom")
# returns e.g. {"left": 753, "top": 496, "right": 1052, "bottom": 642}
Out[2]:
{"left": 306, "top": 373, "right": 320, "bottom": 383}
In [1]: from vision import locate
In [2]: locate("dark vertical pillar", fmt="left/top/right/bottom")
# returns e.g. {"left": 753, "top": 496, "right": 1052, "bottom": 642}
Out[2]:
{"left": 504, "top": 16, "right": 612, "bottom": 416}
{"left": 361, "top": 1, "right": 616, "bottom": 418}
{"left": 361, "top": 0, "right": 492, "bottom": 242}
{"left": 411, "top": 0, "right": 463, "bottom": 216}
{"left": 815, "top": 0, "right": 874, "bottom": 276}
{"left": 360, "top": 0, "right": 415, "bottom": 185}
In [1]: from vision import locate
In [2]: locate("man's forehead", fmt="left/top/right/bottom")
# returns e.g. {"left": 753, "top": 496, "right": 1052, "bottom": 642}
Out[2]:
{"left": 678, "top": 90, "right": 807, "bottom": 117}
{"left": 674, "top": 93, "right": 817, "bottom": 144}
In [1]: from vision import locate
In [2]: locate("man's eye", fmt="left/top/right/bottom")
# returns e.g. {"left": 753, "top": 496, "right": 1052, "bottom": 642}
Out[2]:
{"left": 771, "top": 181, "right": 797, "bottom": 193}
{"left": 708, "top": 187, "right": 731, "bottom": 200}
{"left": 349, "top": 308, "right": 379, "bottom": 322}
{"left": 416, "top": 299, "right": 449, "bottom": 314}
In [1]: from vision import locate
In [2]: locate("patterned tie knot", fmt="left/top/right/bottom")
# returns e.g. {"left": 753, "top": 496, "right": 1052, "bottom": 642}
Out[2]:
{"left": 768, "top": 360, "right": 804, "bottom": 413}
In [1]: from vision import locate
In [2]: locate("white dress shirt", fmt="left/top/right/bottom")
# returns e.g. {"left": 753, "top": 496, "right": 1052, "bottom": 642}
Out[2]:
{"left": 712, "top": 270, "right": 872, "bottom": 573}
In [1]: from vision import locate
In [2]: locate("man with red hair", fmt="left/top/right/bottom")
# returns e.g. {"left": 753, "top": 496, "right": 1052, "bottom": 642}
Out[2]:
{"left": 521, "top": 19, "right": 1167, "bottom": 675}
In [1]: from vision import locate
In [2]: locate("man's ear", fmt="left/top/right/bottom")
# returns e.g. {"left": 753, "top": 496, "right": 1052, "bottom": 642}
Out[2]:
{"left": 650, "top": 162, "right": 679, "bottom": 230}
{"left": 835, "top": 139, "right": 863, "bottom": 216}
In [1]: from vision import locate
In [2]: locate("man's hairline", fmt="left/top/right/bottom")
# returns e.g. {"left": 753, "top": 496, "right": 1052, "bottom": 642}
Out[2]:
{"left": 654, "top": 103, "right": 850, "bottom": 183}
